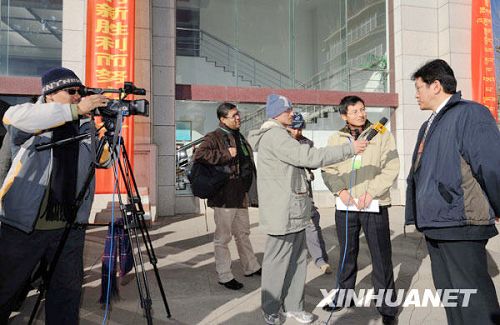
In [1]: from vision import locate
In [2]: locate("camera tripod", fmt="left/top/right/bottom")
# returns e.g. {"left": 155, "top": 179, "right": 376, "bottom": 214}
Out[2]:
{"left": 29, "top": 131, "right": 171, "bottom": 324}
{"left": 103, "top": 136, "right": 171, "bottom": 324}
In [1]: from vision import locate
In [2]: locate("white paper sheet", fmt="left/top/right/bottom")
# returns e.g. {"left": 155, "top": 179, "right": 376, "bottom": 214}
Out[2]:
{"left": 335, "top": 197, "right": 380, "bottom": 213}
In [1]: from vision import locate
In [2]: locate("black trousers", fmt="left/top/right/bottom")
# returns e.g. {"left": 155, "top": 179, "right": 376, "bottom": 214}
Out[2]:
{"left": 426, "top": 237, "right": 499, "bottom": 325}
{"left": 335, "top": 207, "right": 398, "bottom": 316}
{"left": 0, "top": 224, "right": 85, "bottom": 325}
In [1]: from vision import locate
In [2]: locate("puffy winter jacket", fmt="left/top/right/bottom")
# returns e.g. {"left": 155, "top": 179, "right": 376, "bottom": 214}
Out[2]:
{"left": 248, "top": 119, "right": 354, "bottom": 235}
{"left": 322, "top": 122, "right": 399, "bottom": 206}
{"left": 0, "top": 97, "right": 103, "bottom": 233}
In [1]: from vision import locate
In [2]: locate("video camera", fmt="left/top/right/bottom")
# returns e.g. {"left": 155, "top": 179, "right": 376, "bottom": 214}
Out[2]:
{"left": 79, "top": 81, "right": 149, "bottom": 118}
{"left": 35, "top": 82, "right": 149, "bottom": 154}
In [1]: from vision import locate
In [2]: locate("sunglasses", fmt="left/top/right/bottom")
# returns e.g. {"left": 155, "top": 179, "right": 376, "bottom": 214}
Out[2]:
{"left": 61, "top": 88, "right": 82, "bottom": 95}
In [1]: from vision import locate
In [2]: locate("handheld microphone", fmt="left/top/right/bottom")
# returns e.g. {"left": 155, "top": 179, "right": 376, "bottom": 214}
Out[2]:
{"left": 365, "top": 117, "right": 388, "bottom": 141}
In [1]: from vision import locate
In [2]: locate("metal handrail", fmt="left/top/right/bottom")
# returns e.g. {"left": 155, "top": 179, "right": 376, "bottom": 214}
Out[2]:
{"left": 304, "top": 66, "right": 388, "bottom": 91}
{"left": 238, "top": 66, "right": 387, "bottom": 132}
{"left": 177, "top": 27, "right": 305, "bottom": 88}
{"left": 176, "top": 137, "right": 204, "bottom": 153}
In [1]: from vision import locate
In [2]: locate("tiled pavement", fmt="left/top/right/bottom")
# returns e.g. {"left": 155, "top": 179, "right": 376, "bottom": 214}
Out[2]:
{"left": 9, "top": 206, "right": 500, "bottom": 324}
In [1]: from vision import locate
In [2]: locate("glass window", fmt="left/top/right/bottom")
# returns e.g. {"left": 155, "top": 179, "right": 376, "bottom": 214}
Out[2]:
{"left": 0, "top": 0, "right": 62, "bottom": 76}
{"left": 176, "top": 0, "right": 388, "bottom": 92}
{"left": 174, "top": 100, "right": 391, "bottom": 195}
{"left": 176, "top": 8, "right": 200, "bottom": 57}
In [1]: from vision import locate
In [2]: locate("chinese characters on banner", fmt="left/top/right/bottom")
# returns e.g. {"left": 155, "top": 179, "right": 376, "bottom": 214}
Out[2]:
{"left": 86, "top": 0, "right": 136, "bottom": 193}
{"left": 472, "top": 0, "right": 498, "bottom": 120}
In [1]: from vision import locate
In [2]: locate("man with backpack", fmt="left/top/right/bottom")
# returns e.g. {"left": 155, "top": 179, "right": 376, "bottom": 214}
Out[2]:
{"left": 193, "top": 102, "right": 261, "bottom": 290}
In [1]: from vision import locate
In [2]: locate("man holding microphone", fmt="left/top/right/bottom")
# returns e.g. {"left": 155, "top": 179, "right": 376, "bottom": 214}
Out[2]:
{"left": 249, "top": 94, "right": 367, "bottom": 324}
{"left": 322, "top": 95, "right": 399, "bottom": 324}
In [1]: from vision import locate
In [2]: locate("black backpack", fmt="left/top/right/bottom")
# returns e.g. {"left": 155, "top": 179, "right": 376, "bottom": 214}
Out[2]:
{"left": 186, "top": 134, "right": 232, "bottom": 199}
{"left": 187, "top": 161, "right": 230, "bottom": 199}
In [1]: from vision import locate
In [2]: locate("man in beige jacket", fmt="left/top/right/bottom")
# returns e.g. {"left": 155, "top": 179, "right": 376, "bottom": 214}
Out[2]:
{"left": 322, "top": 95, "right": 399, "bottom": 325}
{"left": 248, "top": 94, "right": 367, "bottom": 325}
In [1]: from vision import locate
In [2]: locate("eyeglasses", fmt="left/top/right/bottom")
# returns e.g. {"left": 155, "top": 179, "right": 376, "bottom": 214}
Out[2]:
{"left": 225, "top": 112, "right": 240, "bottom": 120}
{"left": 347, "top": 108, "right": 367, "bottom": 116}
{"left": 61, "top": 88, "right": 82, "bottom": 95}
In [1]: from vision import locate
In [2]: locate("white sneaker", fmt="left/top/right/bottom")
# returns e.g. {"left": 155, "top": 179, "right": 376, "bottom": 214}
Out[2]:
{"left": 283, "top": 311, "right": 315, "bottom": 324}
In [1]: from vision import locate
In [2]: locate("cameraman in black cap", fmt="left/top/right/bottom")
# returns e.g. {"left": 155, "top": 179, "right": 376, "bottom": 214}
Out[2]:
{"left": 0, "top": 67, "right": 108, "bottom": 324}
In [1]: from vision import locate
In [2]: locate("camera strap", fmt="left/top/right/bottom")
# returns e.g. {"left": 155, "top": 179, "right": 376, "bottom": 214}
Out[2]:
{"left": 109, "top": 112, "right": 124, "bottom": 156}
{"left": 90, "top": 114, "right": 98, "bottom": 166}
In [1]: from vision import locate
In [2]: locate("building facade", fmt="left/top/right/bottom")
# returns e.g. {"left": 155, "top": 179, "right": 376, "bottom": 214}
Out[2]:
{"left": 0, "top": 0, "right": 480, "bottom": 217}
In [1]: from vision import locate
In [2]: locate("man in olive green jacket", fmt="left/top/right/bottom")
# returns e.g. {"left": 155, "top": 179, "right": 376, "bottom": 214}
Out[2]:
{"left": 321, "top": 95, "right": 399, "bottom": 324}
{"left": 248, "top": 94, "right": 367, "bottom": 325}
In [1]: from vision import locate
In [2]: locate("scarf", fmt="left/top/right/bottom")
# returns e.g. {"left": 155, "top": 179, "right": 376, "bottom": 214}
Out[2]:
{"left": 340, "top": 120, "right": 372, "bottom": 140}
{"left": 44, "top": 121, "right": 80, "bottom": 221}
{"left": 219, "top": 124, "right": 253, "bottom": 190}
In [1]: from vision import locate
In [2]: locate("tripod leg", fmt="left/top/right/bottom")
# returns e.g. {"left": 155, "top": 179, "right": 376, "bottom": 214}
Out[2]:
{"left": 118, "top": 143, "right": 172, "bottom": 318}
{"left": 112, "top": 173, "right": 154, "bottom": 324}
{"left": 28, "top": 288, "right": 44, "bottom": 324}
{"left": 137, "top": 216, "right": 172, "bottom": 318}
{"left": 28, "top": 164, "right": 96, "bottom": 324}
{"left": 28, "top": 224, "right": 73, "bottom": 325}
{"left": 123, "top": 211, "right": 154, "bottom": 324}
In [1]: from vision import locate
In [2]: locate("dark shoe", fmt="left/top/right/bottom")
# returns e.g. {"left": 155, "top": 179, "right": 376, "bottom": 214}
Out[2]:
{"left": 218, "top": 278, "right": 244, "bottom": 290}
{"left": 322, "top": 305, "right": 343, "bottom": 312}
{"left": 244, "top": 268, "right": 262, "bottom": 277}
{"left": 382, "top": 315, "right": 397, "bottom": 325}
{"left": 322, "top": 301, "right": 354, "bottom": 312}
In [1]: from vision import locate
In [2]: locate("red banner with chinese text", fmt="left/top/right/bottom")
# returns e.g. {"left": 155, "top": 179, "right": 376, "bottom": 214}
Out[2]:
{"left": 86, "top": 0, "right": 135, "bottom": 193}
{"left": 471, "top": 0, "right": 498, "bottom": 120}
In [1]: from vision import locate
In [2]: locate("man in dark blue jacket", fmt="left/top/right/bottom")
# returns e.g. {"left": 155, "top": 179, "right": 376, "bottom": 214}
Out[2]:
{"left": 406, "top": 59, "right": 500, "bottom": 324}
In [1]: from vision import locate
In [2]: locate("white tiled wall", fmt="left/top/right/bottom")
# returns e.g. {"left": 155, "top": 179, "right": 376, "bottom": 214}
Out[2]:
{"left": 393, "top": 0, "right": 471, "bottom": 204}
{"left": 62, "top": 0, "right": 86, "bottom": 80}
{"left": 152, "top": 0, "right": 176, "bottom": 216}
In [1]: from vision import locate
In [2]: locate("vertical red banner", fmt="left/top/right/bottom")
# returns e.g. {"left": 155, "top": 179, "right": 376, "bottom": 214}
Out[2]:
{"left": 86, "top": 0, "right": 136, "bottom": 193}
{"left": 472, "top": 0, "right": 498, "bottom": 120}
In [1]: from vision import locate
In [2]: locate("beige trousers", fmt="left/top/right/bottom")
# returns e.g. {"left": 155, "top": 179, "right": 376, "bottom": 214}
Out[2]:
{"left": 213, "top": 207, "right": 261, "bottom": 282}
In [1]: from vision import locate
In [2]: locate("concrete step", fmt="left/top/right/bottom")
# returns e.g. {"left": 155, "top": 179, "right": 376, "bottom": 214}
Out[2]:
{"left": 91, "top": 187, "right": 153, "bottom": 225}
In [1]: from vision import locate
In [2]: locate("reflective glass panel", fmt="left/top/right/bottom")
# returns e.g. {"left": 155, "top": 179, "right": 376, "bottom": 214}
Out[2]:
{"left": 176, "top": 0, "right": 387, "bottom": 92}
{"left": 0, "top": 0, "right": 62, "bottom": 76}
